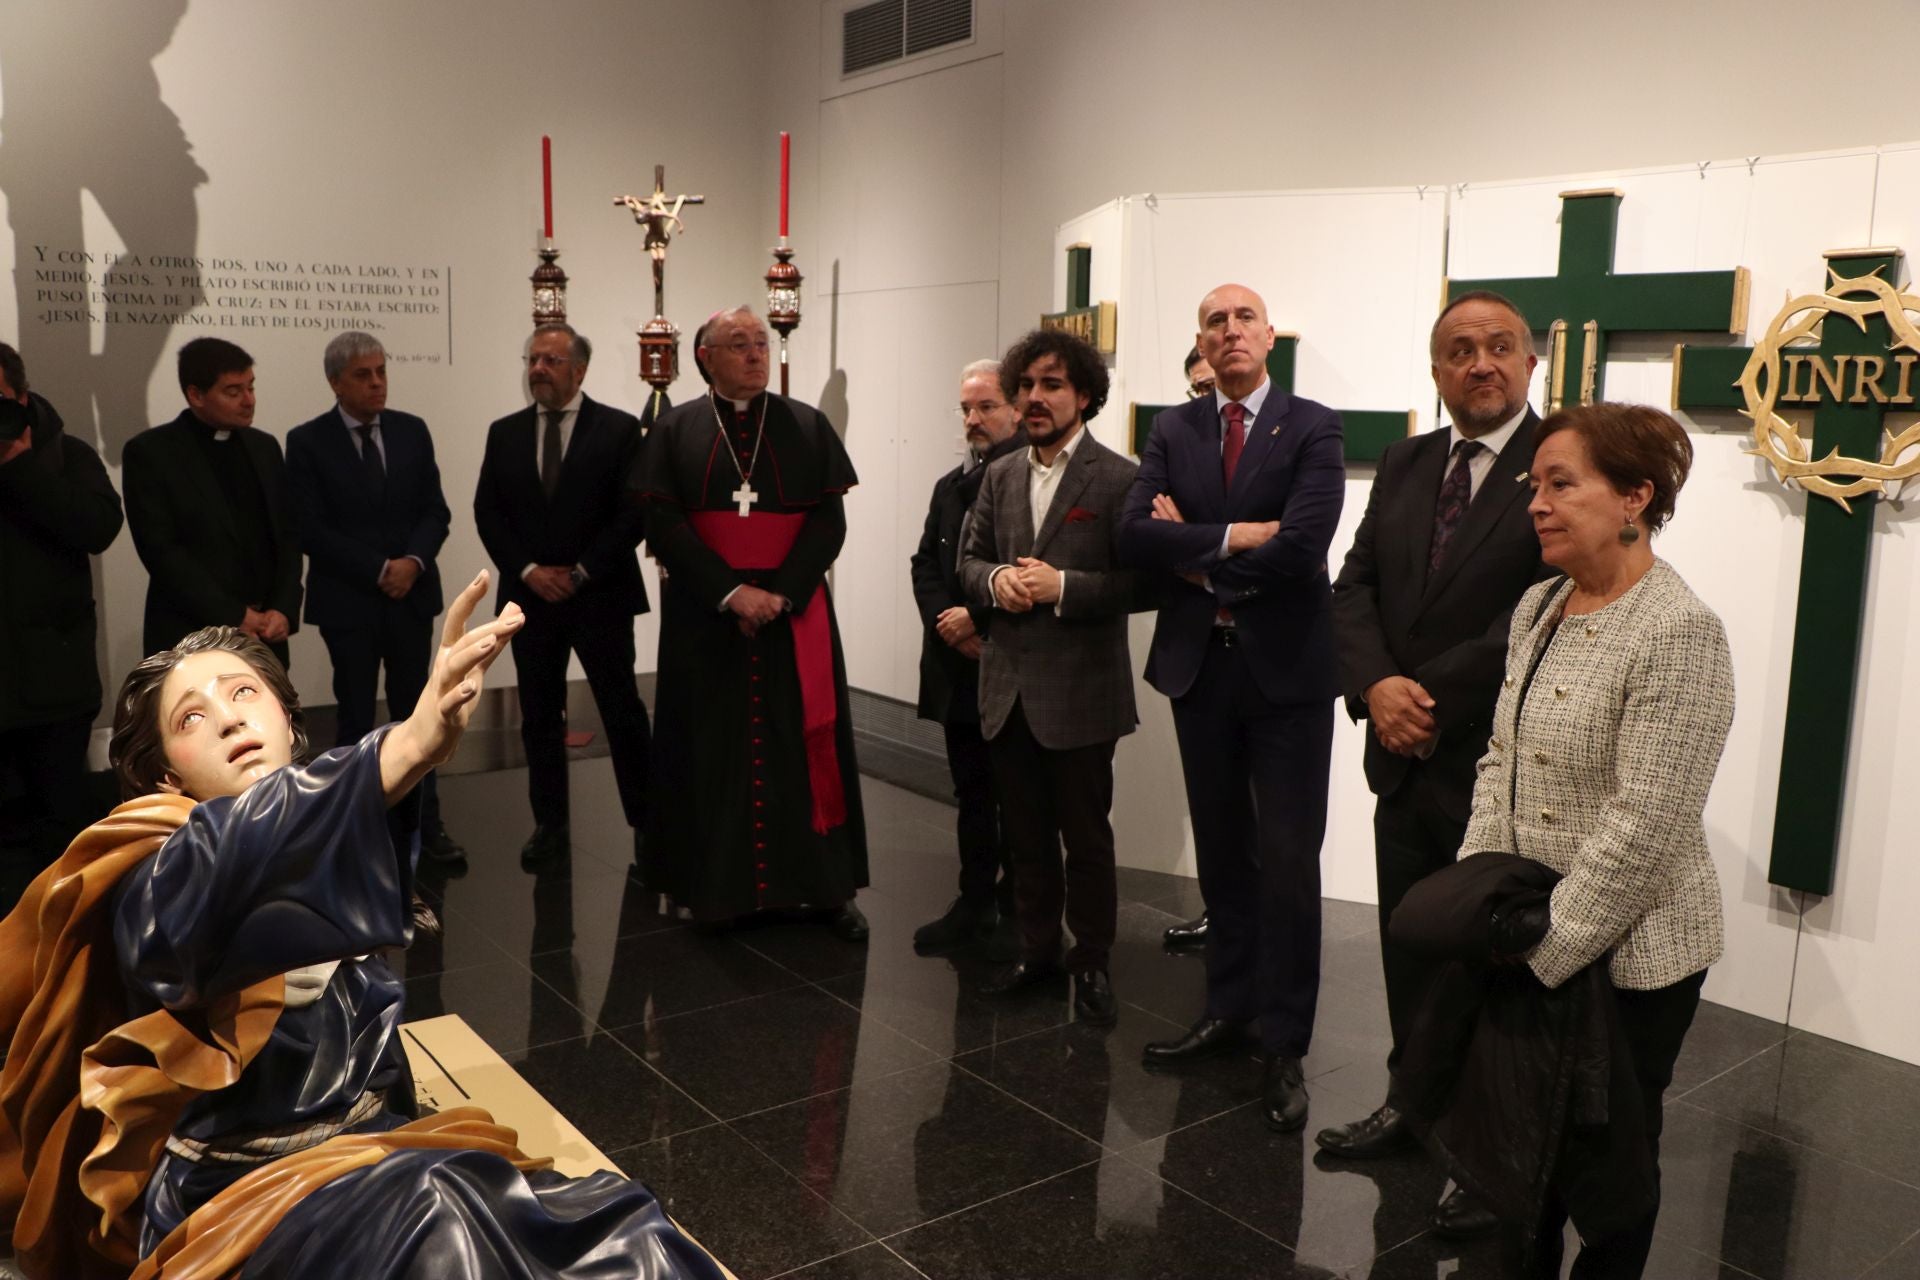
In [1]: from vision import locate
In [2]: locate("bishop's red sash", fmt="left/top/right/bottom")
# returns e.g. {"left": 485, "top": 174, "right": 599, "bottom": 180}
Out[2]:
{"left": 688, "top": 511, "right": 846, "bottom": 834}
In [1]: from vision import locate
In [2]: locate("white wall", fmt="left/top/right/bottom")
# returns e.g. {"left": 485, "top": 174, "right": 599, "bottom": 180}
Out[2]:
{"left": 0, "top": 0, "right": 784, "bottom": 711}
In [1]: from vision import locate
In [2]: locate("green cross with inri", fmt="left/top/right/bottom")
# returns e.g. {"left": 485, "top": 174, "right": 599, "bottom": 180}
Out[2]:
{"left": 1672, "top": 247, "right": 1917, "bottom": 894}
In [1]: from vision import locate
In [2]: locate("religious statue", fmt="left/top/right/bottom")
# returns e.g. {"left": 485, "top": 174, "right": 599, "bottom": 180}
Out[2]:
{"left": 0, "top": 573, "right": 729, "bottom": 1280}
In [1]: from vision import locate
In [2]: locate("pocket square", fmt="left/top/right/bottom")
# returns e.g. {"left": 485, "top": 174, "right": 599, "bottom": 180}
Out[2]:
{"left": 1065, "top": 506, "right": 1100, "bottom": 524}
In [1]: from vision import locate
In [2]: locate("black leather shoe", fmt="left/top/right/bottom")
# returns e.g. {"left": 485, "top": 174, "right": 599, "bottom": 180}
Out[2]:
{"left": 981, "top": 913, "right": 1021, "bottom": 963}
{"left": 979, "top": 955, "right": 1063, "bottom": 997}
{"left": 419, "top": 824, "right": 467, "bottom": 867}
{"left": 913, "top": 896, "right": 996, "bottom": 955}
{"left": 1162, "top": 911, "right": 1209, "bottom": 951}
{"left": 1315, "top": 1104, "right": 1414, "bottom": 1159}
{"left": 519, "top": 823, "right": 570, "bottom": 869}
{"left": 1262, "top": 1054, "right": 1309, "bottom": 1132}
{"left": 1142, "top": 1016, "right": 1252, "bottom": 1067}
{"left": 1072, "top": 969, "right": 1117, "bottom": 1026}
{"left": 825, "top": 902, "right": 870, "bottom": 943}
{"left": 1430, "top": 1184, "right": 1499, "bottom": 1239}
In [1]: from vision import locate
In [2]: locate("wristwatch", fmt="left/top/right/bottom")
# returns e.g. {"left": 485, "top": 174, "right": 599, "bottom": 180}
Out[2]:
{"left": 568, "top": 566, "right": 587, "bottom": 589}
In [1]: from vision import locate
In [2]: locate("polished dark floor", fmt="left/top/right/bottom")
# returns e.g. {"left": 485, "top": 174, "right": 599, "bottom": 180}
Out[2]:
{"left": 390, "top": 757, "right": 1920, "bottom": 1279}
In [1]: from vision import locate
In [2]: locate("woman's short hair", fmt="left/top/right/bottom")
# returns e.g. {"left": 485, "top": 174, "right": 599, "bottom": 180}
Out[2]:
{"left": 109, "top": 627, "right": 309, "bottom": 799}
{"left": 1536, "top": 402, "right": 1694, "bottom": 533}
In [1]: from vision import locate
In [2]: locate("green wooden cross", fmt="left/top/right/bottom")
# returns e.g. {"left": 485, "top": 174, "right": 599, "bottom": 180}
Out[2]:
{"left": 1450, "top": 189, "right": 1750, "bottom": 409}
{"left": 1128, "top": 333, "right": 1415, "bottom": 462}
{"left": 1672, "top": 248, "right": 1911, "bottom": 894}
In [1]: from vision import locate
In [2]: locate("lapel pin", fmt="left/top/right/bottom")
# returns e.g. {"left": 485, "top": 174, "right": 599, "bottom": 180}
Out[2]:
{"left": 1514, "top": 471, "right": 1527, "bottom": 482}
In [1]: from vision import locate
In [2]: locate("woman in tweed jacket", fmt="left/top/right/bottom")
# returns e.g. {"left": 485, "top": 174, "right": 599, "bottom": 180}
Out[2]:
{"left": 1461, "top": 402, "right": 1734, "bottom": 1279}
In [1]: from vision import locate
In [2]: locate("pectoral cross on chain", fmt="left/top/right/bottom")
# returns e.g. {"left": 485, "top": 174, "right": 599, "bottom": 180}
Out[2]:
{"left": 732, "top": 483, "right": 759, "bottom": 517}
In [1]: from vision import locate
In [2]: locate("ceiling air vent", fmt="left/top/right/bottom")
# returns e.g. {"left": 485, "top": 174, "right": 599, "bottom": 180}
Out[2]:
{"left": 906, "top": 0, "right": 972, "bottom": 55}
{"left": 842, "top": 0, "right": 972, "bottom": 76}
{"left": 843, "top": 0, "right": 905, "bottom": 74}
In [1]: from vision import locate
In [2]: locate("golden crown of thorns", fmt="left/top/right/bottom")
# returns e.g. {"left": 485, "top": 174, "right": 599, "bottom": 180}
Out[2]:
{"left": 1740, "top": 268, "right": 1920, "bottom": 511}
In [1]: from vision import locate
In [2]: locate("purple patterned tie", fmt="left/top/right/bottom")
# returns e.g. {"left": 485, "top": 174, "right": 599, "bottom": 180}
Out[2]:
{"left": 1428, "top": 439, "right": 1486, "bottom": 573}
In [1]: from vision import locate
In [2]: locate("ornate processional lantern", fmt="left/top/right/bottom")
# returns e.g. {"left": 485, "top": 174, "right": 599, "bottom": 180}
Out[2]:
{"left": 765, "top": 132, "right": 803, "bottom": 395}
{"left": 532, "top": 136, "right": 569, "bottom": 325}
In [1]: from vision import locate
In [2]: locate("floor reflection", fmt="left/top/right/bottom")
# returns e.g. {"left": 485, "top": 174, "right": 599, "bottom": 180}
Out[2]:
{"left": 380, "top": 758, "right": 1920, "bottom": 1278}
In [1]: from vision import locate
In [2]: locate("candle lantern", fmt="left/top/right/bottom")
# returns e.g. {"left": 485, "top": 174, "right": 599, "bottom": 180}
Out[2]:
{"left": 765, "top": 245, "right": 802, "bottom": 396}
{"left": 531, "top": 243, "right": 568, "bottom": 326}
{"left": 766, "top": 132, "right": 801, "bottom": 395}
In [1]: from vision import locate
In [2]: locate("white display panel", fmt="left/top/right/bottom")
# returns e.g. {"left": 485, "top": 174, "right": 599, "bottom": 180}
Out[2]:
{"left": 1044, "top": 189, "right": 1447, "bottom": 904}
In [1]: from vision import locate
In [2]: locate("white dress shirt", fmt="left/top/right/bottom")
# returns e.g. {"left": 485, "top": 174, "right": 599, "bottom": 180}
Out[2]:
{"left": 990, "top": 421, "right": 1087, "bottom": 616}
{"left": 1445, "top": 404, "right": 1526, "bottom": 501}
{"left": 1209, "top": 376, "right": 1273, "bottom": 561}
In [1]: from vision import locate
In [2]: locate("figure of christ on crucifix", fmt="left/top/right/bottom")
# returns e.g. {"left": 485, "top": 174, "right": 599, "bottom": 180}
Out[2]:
{"left": 614, "top": 164, "right": 704, "bottom": 318}
{"left": 638, "top": 306, "right": 872, "bottom": 941}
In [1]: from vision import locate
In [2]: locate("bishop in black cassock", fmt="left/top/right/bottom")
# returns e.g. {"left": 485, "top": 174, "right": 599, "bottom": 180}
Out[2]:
{"left": 641, "top": 308, "right": 868, "bottom": 937}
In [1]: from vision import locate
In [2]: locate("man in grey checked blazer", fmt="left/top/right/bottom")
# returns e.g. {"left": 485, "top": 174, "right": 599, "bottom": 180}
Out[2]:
{"left": 959, "top": 328, "right": 1148, "bottom": 1026}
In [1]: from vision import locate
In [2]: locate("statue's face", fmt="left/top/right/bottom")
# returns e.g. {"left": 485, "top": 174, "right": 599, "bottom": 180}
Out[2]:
{"left": 156, "top": 651, "right": 295, "bottom": 800}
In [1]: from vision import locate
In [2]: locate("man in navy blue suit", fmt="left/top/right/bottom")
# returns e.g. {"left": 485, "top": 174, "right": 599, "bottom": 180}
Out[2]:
{"left": 287, "top": 332, "right": 460, "bottom": 864}
{"left": 1118, "top": 283, "right": 1344, "bottom": 1132}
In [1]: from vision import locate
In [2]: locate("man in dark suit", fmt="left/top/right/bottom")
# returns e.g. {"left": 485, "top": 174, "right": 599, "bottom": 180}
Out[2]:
{"left": 123, "top": 338, "right": 302, "bottom": 666}
{"left": 1117, "top": 283, "right": 1345, "bottom": 1133}
{"left": 286, "top": 332, "right": 460, "bottom": 864}
{"left": 959, "top": 328, "right": 1145, "bottom": 1027}
{"left": 0, "top": 343, "right": 122, "bottom": 872}
{"left": 1163, "top": 343, "right": 1218, "bottom": 954}
{"left": 1319, "top": 290, "right": 1545, "bottom": 1235}
{"left": 908, "top": 358, "right": 1025, "bottom": 955}
{"left": 474, "top": 323, "right": 651, "bottom": 869}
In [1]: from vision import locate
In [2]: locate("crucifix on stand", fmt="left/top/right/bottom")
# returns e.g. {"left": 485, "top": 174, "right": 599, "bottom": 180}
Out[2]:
{"left": 614, "top": 164, "right": 704, "bottom": 418}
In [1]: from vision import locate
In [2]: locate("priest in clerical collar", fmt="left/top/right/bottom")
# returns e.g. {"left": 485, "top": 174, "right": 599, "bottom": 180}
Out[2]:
{"left": 121, "top": 337, "right": 304, "bottom": 667}
{"left": 639, "top": 306, "right": 870, "bottom": 940}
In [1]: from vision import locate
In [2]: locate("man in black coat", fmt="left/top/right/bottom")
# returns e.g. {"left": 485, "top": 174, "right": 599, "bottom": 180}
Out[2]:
{"left": 0, "top": 343, "right": 122, "bottom": 868}
{"left": 907, "top": 358, "right": 1025, "bottom": 955}
{"left": 474, "top": 324, "right": 651, "bottom": 869}
{"left": 123, "top": 338, "right": 303, "bottom": 666}
{"left": 287, "top": 332, "right": 460, "bottom": 864}
{"left": 1322, "top": 290, "right": 1547, "bottom": 1236}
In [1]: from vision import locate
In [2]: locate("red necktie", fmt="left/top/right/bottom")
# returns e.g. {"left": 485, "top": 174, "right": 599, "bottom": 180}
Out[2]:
{"left": 1222, "top": 402, "right": 1247, "bottom": 488}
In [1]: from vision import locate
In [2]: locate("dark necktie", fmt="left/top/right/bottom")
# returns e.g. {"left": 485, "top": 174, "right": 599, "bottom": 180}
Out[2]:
{"left": 1221, "top": 401, "right": 1247, "bottom": 488}
{"left": 541, "top": 409, "right": 563, "bottom": 498}
{"left": 353, "top": 424, "right": 386, "bottom": 489}
{"left": 1428, "top": 439, "right": 1486, "bottom": 572}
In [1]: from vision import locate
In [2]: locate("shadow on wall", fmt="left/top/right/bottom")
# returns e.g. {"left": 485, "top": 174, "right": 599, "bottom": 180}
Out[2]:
{"left": 817, "top": 258, "right": 848, "bottom": 436}
{"left": 0, "top": 0, "right": 204, "bottom": 464}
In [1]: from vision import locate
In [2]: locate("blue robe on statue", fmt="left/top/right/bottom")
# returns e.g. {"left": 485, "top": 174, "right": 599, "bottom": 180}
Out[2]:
{"left": 112, "top": 728, "right": 725, "bottom": 1280}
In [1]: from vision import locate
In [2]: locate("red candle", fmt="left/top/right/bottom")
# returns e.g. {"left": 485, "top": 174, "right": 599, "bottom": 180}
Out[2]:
{"left": 542, "top": 135, "right": 553, "bottom": 241}
{"left": 779, "top": 131, "right": 790, "bottom": 238}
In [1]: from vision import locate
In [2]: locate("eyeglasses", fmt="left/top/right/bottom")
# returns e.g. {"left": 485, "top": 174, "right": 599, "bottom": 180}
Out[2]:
{"left": 525, "top": 354, "right": 573, "bottom": 369}
{"left": 1186, "top": 378, "right": 1216, "bottom": 400}
{"left": 954, "top": 401, "right": 1007, "bottom": 420}
{"left": 715, "top": 339, "right": 770, "bottom": 356}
